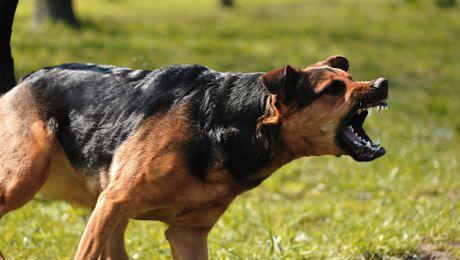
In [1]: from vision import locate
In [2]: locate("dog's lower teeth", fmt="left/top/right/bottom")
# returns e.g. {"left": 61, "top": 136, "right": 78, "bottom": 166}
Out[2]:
{"left": 345, "top": 104, "right": 386, "bottom": 151}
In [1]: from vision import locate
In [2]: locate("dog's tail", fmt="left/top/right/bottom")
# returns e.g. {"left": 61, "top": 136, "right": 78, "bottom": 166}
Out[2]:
{"left": 0, "top": 0, "right": 19, "bottom": 94}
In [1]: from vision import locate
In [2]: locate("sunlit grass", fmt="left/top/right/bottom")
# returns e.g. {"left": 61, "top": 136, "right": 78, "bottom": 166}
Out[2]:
{"left": 1, "top": 0, "right": 459, "bottom": 258}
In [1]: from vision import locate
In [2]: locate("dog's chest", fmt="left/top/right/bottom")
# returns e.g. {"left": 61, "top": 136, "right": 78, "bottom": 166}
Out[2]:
{"left": 133, "top": 170, "right": 247, "bottom": 225}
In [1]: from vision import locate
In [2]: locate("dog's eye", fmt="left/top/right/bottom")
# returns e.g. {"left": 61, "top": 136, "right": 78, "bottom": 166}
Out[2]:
{"left": 322, "top": 80, "right": 345, "bottom": 96}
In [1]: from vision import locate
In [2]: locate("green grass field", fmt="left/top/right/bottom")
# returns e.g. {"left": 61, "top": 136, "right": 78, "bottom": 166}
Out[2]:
{"left": 1, "top": 0, "right": 459, "bottom": 258}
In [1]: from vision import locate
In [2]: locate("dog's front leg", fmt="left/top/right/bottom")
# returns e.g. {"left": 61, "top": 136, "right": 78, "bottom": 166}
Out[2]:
{"left": 165, "top": 226, "right": 211, "bottom": 260}
{"left": 74, "top": 188, "right": 128, "bottom": 260}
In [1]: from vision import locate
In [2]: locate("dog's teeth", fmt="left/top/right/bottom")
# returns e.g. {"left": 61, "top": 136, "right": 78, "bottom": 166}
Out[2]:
{"left": 375, "top": 139, "right": 380, "bottom": 145}
{"left": 368, "top": 108, "right": 372, "bottom": 117}
{"left": 366, "top": 141, "right": 371, "bottom": 148}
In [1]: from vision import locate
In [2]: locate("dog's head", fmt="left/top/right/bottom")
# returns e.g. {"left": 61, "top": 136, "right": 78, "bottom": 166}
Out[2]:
{"left": 260, "top": 55, "right": 388, "bottom": 162}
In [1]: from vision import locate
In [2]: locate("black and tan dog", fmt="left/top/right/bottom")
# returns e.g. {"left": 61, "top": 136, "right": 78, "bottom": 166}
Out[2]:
{"left": 0, "top": 55, "right": 388, "bottom": 259}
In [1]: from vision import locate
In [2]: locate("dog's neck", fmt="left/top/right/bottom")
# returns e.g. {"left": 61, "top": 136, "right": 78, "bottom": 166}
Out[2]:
{"left": 214, "top": 74, "right": 297, "bottom": 185}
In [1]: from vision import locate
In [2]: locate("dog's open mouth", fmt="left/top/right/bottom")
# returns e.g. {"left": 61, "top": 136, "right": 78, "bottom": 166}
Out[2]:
{"left": 337, "top": 99, "right": 388, "bottom": 161}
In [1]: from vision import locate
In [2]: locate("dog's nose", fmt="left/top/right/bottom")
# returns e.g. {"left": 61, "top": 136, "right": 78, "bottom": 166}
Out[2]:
{"left": 373, "top": 78, "right": 388, "bottom": 89}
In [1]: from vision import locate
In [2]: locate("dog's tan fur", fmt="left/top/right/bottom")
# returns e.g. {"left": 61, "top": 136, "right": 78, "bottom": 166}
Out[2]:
{"left": 0, "top": 85, "right": 55, "bottom": 216}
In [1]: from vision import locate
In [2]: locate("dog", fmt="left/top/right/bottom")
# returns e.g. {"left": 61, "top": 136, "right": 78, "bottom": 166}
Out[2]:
{"left": 0, "top": 55, "right": 388, "bottom": 259}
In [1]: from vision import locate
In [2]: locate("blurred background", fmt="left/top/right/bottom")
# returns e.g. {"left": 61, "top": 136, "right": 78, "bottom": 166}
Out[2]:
{"left": 0, "top": 0, "right": 459, "bottom": 258}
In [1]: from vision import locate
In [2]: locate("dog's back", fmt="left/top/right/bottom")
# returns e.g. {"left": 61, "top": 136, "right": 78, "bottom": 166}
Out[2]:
{"left": 19, "top": 63, "right": 213, "bottom": 173}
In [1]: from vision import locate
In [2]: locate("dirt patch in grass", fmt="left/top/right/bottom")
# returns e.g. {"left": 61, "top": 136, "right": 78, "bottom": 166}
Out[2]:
{"left": 416, "top": 243, "right": 456, "bottom": 260}
{"left": 362, "top": 243, "right": 458, "bottom": 260}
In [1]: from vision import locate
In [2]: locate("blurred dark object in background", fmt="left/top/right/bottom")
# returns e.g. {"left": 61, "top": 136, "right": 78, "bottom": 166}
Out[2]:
{"left": 221, "top": 0, "right": 234, "bottom": 7}
{"left": 406, "top": 0, "right": 456, "bottom": 7}
{"left": 33, "top": 0, "right": 79, "bottom": 27}
{"left": 0, "top": 0, "right": 18, "bottom": 93}
{"left": 437, "top": 0, "right": 456, "bottom": 7}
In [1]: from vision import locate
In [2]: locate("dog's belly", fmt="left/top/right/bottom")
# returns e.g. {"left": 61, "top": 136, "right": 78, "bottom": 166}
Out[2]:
{"left": 39, "top": 148, "right": 106, "bottom": 207}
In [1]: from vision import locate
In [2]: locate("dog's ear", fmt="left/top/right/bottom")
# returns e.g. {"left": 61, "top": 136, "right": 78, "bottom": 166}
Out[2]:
{"left": 260, "top": 65, "right": 301, "bottom": 104}
{"left": 313, "top": 55, "right": 349, "bottom": 71}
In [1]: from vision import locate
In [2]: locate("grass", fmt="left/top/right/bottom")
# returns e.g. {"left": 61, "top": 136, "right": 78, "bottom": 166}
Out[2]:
{"left": 1, "top": 0, "right": 459, "bottom": 258}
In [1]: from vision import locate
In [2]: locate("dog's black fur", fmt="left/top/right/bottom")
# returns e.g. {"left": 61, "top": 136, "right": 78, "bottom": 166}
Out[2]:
{"left": 21, "top": 63, "right": 287, "bottom": 182}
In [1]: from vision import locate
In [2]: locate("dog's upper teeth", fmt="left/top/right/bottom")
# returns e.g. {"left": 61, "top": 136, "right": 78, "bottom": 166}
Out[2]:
{"left": 368, "top": 108, "right": 372, "bottom": 117}
{"left": 375, "top": 139, "right": 380, "bottom": 145}
{"left": 366, "top": 141, "right": 371, "bottom": 148}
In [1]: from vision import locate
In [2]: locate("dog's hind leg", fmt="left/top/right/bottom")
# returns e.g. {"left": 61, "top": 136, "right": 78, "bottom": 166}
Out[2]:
{"left": 0, "top": 85, "right": 55, "bottom": 256}
{"left": 99, "top": 219, "right": 129, "bottom": 260}
{"left": 74, "top": 183, "right": 133, "bottom": 260}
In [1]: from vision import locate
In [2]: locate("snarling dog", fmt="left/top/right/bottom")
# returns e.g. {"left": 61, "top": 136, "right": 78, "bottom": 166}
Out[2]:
{"left": 0, "top": 56, "right": 388, "bottom": 259}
